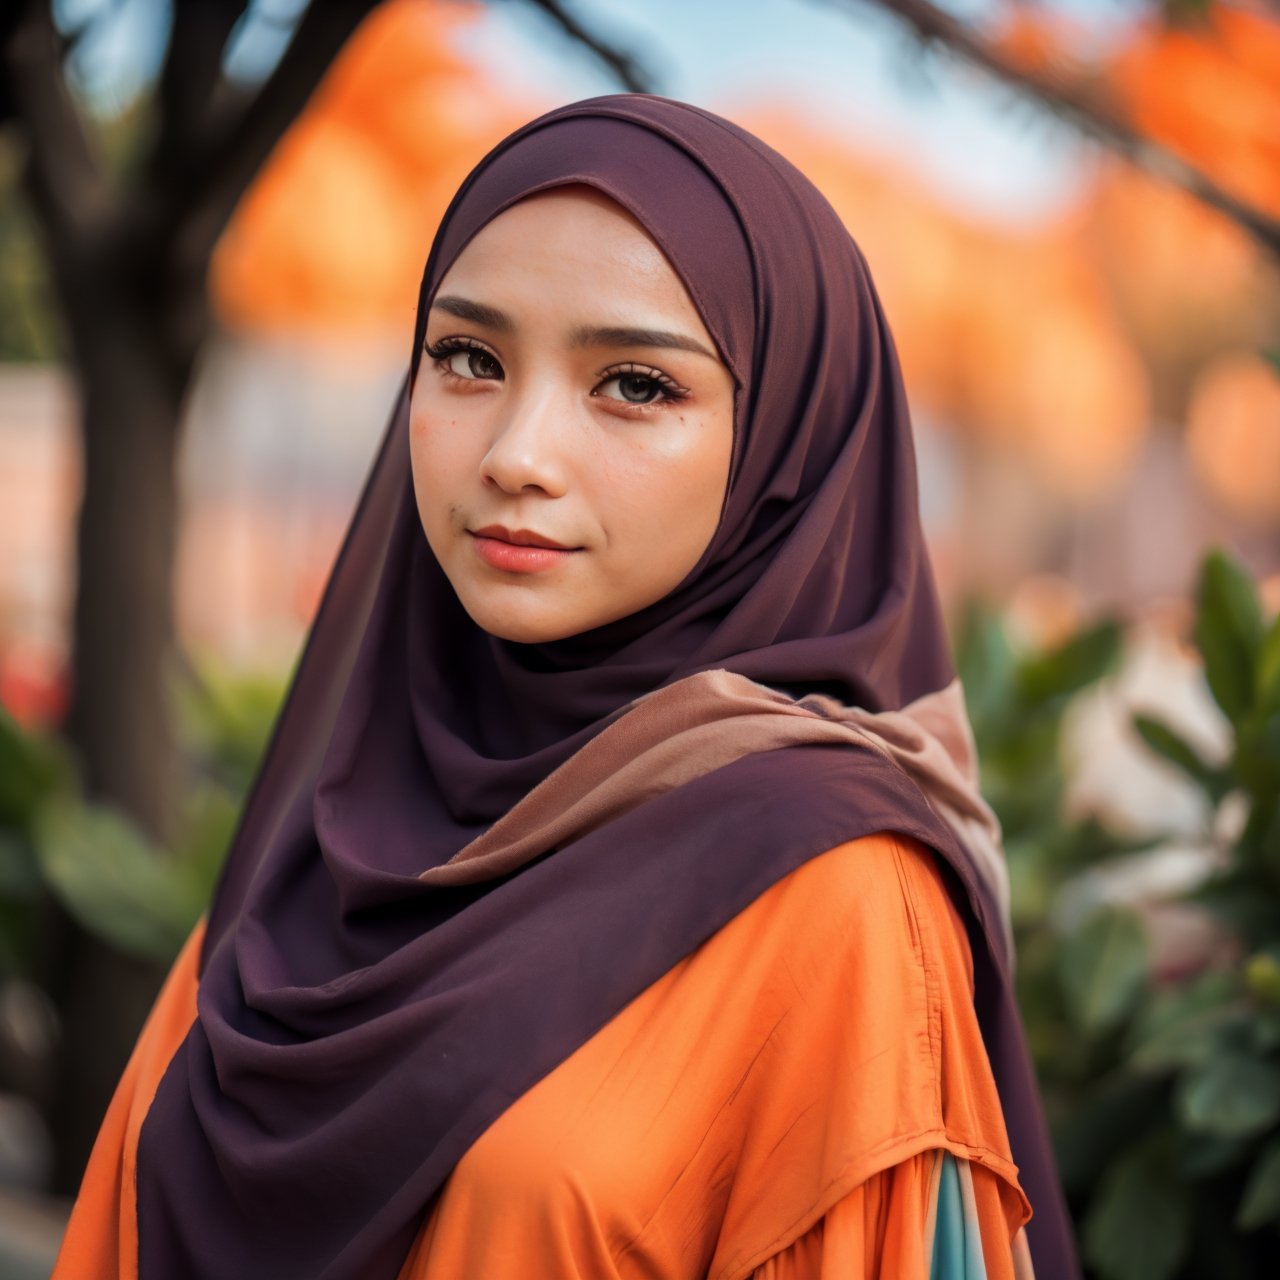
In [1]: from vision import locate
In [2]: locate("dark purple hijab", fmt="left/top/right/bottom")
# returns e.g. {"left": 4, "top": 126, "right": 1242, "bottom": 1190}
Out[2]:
{"left": 136, "top": 95, "right": 1079, "bottom": 1278}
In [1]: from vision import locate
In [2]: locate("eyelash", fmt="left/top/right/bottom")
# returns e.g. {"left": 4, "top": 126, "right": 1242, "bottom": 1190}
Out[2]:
{"left": 425, "top": 337, "right": 503, "bottom": 387}
{"left": 423, "top": 337, "right": 691, "bottom": 410}
{"left": 596, "top": 362, "right": 690, "bottom": 408}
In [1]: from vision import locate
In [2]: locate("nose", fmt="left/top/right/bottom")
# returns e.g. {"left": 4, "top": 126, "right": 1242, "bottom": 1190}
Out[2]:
{"left": 480, "top": 383, "right": 571, "bottom": 499}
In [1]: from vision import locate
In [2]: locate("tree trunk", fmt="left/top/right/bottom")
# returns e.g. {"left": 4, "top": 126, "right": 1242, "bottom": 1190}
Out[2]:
{"left": 46, "top": 928, "right": 170, "bottom": 1193}
{"left": 46, "top": 255, "right": 200, "bottom": 1190}
{"left": 66, "top": 300, "right": 187, "bottom": 836}
{"left": 3, "top": 0, "right": 376, "bottom": 1198}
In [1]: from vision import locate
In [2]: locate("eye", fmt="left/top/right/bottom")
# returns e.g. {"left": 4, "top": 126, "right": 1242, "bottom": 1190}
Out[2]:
{"left": 426, "top": 338, "right": 504, "bottom": 382}
{"left": 594, "top": 364, "right": 688, "bottom": 407}
{"left": 447, "top": 349, "right": 502, "bottom": 381}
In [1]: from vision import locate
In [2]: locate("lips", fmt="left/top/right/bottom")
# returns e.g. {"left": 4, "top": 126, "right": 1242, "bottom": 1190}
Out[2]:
{"left": 468, "top": 525, "right": 580, "bottom": 574}
{"left": 470, "top": 524, "right": 575, "bottom": 550}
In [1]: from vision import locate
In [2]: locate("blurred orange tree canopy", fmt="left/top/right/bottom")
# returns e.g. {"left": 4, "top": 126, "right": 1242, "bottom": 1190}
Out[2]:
{"left": 995, "top": 0, "right": 1280, "bottom": 220}
{"left": 213, "top": 0, "right": 532, "bottom": 336}
{"left": 748, "top": 109, "right": 1153, "bottom": 500}
{"left": 1109, "top": 3, "right": 1280, "bottom": 220}
{"left": 214, "top": 0, "right": 1278, "bottom": 510}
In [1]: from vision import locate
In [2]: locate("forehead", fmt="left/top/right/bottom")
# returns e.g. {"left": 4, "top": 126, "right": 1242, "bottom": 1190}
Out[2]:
{"left": 422, "top": 114, "right": 755, "bottom": 380}
{"left": 433, "top": 187, "right": 705, "bottom": 330}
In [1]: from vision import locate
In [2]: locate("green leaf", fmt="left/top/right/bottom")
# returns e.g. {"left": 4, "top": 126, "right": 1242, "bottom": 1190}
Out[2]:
{"left": 1237, "top": 1137, "right": 1280, "bottom": 1230}
{"left": 1132, "top": 713, "right": 1229, "bottom": 802}
{"left": 1059, "top": 906, "right": 1148, "bottom": 1036}
{"left": 1245, "top": 948, "right": 1280, "bottom": 1005}
{"left": 175, "top": 783, "right": 239, "bottom": 887}
{"left": 35, "top": 800, "right": 205, "bottom": 963}
{"left": 1051, "top": 1073, "right": 1165, "bottom": 1194}
{"left": 1234, "top": 712, "right": 1280, "bottom": 802}
{"left": 1179, "top": 1131, "right": 1249, "bottom": 1180}
{"left": 1128, "top": 968, "right": 1236, "bottom": 1039}
{"left": 953, "top": 600, "right": 1017, "bottom": 742}
{"left": 1254, "top": 1009, "right": 1280, "bottom": 1054}
{"left": 1235, "top": 797, "right": 1280, "bottom": 878}
{"left": 1263, "top": 711, "right": 1280, "bottom": 764}
{"left": 174, "top": 662, "right": 284, "bottom": 793}
{"left": 0, "top": 832, "right": 43, "bottom": 901}
{"left": 1016, "top": 619, "right": 1124, "bottom": 708}
{"left": 1195, "top": 550, "right": 1265, "bottom": 722}
{"left": 1176, "top": 1053, "right": 1280, "bottom": 1139}
{"left": 0, "top": 706, "right": 65, "bottom": 829}
{"left": 1083, "top": 1133, "right": 1191, "bottom": 1280}
{"left": 1258, "top": 613, "right": 1280, "bottom": 712}
{"left": 1191, "top": 872, "right": 1280, "bottom": 947}
{"left": 1125, "top": 970, "right": 1245, "bottom": 1073}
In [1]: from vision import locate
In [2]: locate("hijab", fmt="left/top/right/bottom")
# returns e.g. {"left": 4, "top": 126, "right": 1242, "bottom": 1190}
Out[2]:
{"left": 136, "top": 94, "right": 1078, "bottom": 1279}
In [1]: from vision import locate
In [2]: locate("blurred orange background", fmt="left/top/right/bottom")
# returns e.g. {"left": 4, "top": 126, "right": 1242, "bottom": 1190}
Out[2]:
{"left": 1, "top": 0, "right": 1278, "bottom": 723}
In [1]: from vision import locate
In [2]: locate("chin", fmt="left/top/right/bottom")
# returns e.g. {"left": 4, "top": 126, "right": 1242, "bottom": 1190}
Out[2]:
{"left": 483, "top": 620, "right": 574, "bottom": 644}
{"left": 461, "top": 594, "right": 589, "bottom": 645}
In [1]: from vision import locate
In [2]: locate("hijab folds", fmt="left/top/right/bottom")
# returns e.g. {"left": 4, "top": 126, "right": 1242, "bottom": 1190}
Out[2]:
{"left": 136, "top": 95, "right": 1079, "bottom": 1279}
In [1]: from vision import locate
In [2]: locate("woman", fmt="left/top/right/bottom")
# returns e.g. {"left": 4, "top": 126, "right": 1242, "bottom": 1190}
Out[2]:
{"left": 54, "top": 95, "right": 1079, "bottom": 1279}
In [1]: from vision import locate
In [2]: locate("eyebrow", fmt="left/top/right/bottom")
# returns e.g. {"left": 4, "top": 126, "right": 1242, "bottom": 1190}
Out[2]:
{"left": 431, "top": 295, "right": 512, "bottom": 331}
{"left": 430, "top": 294, "right": 719, "bottom": 361}
{"left": 569, "top": 325, "right": 717, "bottom": 360}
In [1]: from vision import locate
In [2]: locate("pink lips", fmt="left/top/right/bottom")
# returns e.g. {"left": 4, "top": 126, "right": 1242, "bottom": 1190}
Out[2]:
{"left": 469, "top": 525, "right": 580, "bottom": 574}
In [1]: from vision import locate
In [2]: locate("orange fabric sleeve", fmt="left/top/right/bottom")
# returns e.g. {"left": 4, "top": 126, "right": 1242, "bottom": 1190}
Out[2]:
{"left": 51, "top": 922, "right": 205, "bottom": 1280}
{"left": 752, "top": 1151, "right": 1025, "bottom": 1280}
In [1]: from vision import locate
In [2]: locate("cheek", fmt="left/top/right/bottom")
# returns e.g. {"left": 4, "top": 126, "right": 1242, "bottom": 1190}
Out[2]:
{"left": 409, "top": 404, "right": 473, "bottom": 513}
{"left": 662, "top": 408, "right": 734, "bottom": 521}
{"left": 598, "top": 412, "right": 732, "bottom": 560}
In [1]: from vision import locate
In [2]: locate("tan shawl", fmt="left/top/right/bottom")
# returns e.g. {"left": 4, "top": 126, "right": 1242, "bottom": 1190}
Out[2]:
{"left": 422, "top": 670, "right": 1011, "bottom": 960}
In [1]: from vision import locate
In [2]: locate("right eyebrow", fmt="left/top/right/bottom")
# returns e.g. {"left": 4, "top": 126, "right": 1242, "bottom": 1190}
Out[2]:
{"left": 430, "top": 295, "right": 513, "bottom": 331}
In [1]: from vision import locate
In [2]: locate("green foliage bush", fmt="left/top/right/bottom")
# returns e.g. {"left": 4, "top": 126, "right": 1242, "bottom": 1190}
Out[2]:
{"left": 0, "top": 661, "right": 283, "bottom": 969}
{"left": 958, "top": 549, "right": 1280, "bottom": 1279}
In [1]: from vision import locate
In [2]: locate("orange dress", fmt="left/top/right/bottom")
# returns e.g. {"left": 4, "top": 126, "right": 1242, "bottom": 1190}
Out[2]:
{"left": 54, "top": 832, "right": 1031, "bottom": 1279}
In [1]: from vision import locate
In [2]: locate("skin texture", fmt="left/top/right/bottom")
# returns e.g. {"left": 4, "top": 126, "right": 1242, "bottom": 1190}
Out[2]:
{"left": 409, "top": 186, "right": 736, "bottom": 644}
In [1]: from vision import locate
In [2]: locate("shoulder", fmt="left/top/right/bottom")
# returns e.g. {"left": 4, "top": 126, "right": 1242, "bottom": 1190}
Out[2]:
{"left": 676, "top": 830, "right": 981, "bottom": 1129}
{"left": 737, "top": 830, "right": 976, "bottom": 1000}
{"left": 697, "top": 833, "right": 1017, "bottom": 1276}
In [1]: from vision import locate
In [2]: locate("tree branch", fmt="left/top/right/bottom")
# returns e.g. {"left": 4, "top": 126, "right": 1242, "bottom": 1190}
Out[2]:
{"left": 519, "top": 0, "right": 653, "bottom": 94}
{"left": 0, "top": 1, "right": 111, "bottom": 250}
{"left": 158, "top": 0, "right": 372, "bottom": 272}
{"left": 835, "top": 0, "right": 1280, "bottom": 259}
{"left": 148, "top": 0, "right": 251, "bottom": 189}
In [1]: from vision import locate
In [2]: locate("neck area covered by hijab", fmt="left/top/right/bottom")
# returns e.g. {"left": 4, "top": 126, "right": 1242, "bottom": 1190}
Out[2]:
{"left": 135, "top": 95, "right": 1078, "bottom": 1280}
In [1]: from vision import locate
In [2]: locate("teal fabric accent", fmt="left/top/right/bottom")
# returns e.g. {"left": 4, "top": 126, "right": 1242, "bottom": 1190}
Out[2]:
{"left": 929, "top": 1153, "right": 989, "bottom": 1280}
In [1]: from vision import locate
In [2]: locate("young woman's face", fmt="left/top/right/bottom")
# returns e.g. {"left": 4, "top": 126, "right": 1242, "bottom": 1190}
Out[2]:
{"left": 409, "top": 186, "right": 736, "bottom": 644}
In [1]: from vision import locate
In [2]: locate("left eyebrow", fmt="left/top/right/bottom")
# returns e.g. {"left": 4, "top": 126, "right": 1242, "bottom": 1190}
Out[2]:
{"left": 431, "top": 295, "right": 513, "bottom": 331}
{"left": 568, "top": 324, "right": 719, "bottom": 361}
